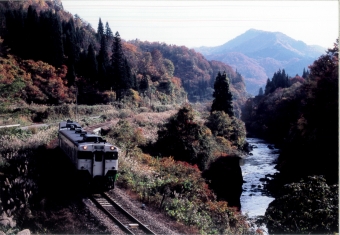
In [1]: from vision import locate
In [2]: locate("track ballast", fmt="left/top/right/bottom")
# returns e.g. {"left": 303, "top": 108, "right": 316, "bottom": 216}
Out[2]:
{"left": 90, "top": 192, "right": 157, "bottom": 235}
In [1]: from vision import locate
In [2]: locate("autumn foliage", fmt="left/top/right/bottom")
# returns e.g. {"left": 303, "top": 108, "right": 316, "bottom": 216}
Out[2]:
{"left": 0, "top": 56, "right": 75, "bottom": 105}
{"left": 242, "top": 41, "right": 338, "bottom": 185}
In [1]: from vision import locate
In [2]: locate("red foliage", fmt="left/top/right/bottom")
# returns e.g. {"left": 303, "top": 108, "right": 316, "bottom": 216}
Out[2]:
{"left": 289, "top": 75, "right": 305, "bottom": 85}
{"left": 19, "top": 59, "right": 75, "bottom": 104}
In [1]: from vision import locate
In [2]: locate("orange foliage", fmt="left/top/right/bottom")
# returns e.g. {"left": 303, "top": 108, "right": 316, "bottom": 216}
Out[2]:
{"left": 123, "top": 42, "right": 138, "bottom": 53}
{"left": 20, "top": 60, "right": 75, "bottom": 104}
{"left": 0, "top": 55, "right": 75, "bottom": 104}
{"left": 171, "top": 77, "right": 182, "bottom": 88}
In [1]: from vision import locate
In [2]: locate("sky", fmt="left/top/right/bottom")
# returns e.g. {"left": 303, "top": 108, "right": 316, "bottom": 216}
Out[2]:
{"left": 61, "top": 1, "right": 339, "bottom": 49}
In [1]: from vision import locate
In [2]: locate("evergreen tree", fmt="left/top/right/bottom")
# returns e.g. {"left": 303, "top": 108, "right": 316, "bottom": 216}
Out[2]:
{"left": 302, "top": 68, "right": 310, "bottom": 79}
{"left": 122, "top": 58, "right": 133, "bottom": 90}
{"left": 97, "top": 35, "right": 109, "bottom": 87}
{"left": 211, "top": 71, "right": 234, "bottom": 117}
{"left": 265, "top": 78, "right": 272, "bottom": 95}
{"left": 63, "top": 18, "right": 79, "bottom": 84}
{"left": 96, "top": 18, "right": 104, "bottom": 42}
{"left": 54, "top": 15, "right": 64, "bottom": 68}
{"left": 24, "top": 6, "right": 39, "bottom": 60}
{"left": 111, "top": 31, "right": 128, "bottom": 99}
{"left": 132, "top": 74, "right": 138, "bottom": 91}
{"left": 105, "top": 21, "right": 113, "bottom": 39}
{"left": 5, "top": 9, "right": 25, "bottom": 57}
{"left": 265, "top": 69, "right": 290, "bottom": 95}
{"left": 86, "top": 43, "right": 98, "bottom": 83}
{"left": 258, "top": 87, "right": 264, "bottom": 96}
{"left": 39, "top": 10, "right": 64, "bottom": 68}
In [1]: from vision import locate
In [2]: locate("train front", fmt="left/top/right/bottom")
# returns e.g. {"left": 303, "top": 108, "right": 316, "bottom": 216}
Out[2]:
{"left": 77, "top": 136, "right": 119, "bottom": 190}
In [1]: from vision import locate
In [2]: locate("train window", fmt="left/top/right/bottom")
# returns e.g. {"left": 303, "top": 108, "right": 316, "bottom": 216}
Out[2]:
{"left": 78, "top": 151, "right": 92, "bottom": 159}
{"left": 83, "top": 136, "right": 104, "bottom": 143}
{"left": 94, "top": 152, "right": 103, "bottom": 162}
{"left": 105, "top": 152, "right": 118, "bottom": 160}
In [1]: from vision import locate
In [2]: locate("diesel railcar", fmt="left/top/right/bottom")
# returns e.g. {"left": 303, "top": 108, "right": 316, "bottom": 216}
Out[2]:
{"left": 58, "top": 120, "right": 118, "bottom": 190}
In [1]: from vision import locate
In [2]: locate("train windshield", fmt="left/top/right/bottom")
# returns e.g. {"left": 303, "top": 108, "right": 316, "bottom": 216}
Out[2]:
{"left": 78, "top": 151, "right": 92, "bottom": 159}
{"left": 94, "top": 152, "right": 103, "bottom": 162}
{"left": 105, "top": 152, "right": 118, "bottom": 160}
{"left": 83, "top": 136, "right": 105, "bottom": 143}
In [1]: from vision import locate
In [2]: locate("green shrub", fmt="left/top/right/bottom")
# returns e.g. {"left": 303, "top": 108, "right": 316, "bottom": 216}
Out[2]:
{"left": 152, "top": 105, "right": 174, "bottom": 112}
{"left": 206, "top": 111, "right": 246, "bottom": 149}
{"left": 263, "top": 175, "right": 338, "bottom": 234}
{"left": 118, "top": 109, "right": 134, "bottom": 119}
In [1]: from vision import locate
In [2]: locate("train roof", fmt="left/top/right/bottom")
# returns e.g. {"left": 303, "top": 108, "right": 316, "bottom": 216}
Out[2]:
{"left": 59, "top": 120, "right": 82, "bottom": 129}
{"left": 59, "top": 120, "right": 109, "bottom": 146}
{"left": 59, "top": 129, "right": 83, "bottom": 145}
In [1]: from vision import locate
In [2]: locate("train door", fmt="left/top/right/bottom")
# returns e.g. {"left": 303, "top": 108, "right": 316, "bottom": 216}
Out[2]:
{"left": 93, "top": 151, "right": 104, "bottom": 177}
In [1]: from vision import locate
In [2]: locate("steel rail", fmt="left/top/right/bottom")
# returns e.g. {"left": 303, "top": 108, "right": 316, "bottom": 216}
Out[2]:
{"left": 90, "top": 193, "right": 157, "bottom": 235}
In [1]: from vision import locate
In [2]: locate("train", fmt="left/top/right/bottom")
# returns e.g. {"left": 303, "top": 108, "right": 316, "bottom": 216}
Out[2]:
{"left": 58, "top": 120, "right": 118, "bottom": 190}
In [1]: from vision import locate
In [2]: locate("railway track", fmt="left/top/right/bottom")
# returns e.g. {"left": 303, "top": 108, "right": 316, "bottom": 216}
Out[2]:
{"left": 90, "top": 193, "right": 157, "bottom": 235}
{"left": 84, "top": 122, "right": 111, "bottom": 133}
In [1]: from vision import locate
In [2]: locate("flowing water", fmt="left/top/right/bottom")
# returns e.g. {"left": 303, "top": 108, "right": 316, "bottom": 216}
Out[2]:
{"left": 240, "top": 138, "right": 279, "bottom": 218}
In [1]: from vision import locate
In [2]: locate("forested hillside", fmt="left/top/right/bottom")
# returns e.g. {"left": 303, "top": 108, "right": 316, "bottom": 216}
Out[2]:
{"left": 241, "top": 41, "right": 338, "bottom": 233}
{"left": 0, "top": 0, "right": 248, "bottom": 115}
{"left": 242, "top": 41, "right": 338, "bottom": 186}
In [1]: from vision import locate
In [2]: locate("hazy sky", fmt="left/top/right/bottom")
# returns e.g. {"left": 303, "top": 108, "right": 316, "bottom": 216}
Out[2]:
{"left": 61, "top": 1, "right": 339, "bottom": 49}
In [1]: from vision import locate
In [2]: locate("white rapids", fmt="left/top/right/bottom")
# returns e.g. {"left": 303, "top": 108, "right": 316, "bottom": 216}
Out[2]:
{"left": 240, "top": 138, "right": 280, "bottom": 217}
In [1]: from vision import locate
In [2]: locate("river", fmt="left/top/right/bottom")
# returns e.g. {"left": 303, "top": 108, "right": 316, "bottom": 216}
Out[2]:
{"left": 240, "top": 137, "right": 279, "bottom": 218}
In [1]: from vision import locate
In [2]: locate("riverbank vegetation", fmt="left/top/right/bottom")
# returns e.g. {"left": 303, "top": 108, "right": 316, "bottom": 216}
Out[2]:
{"left": 242, "top": 41, "right": 338, "bottom": 233}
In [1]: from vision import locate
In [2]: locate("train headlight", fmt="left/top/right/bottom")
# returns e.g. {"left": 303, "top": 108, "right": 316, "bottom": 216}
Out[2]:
{"left": 83, "top": 145, "right": 88, "bottom": 150}
{"left": 110, "top": 146, "right": 115, "bottom": 150}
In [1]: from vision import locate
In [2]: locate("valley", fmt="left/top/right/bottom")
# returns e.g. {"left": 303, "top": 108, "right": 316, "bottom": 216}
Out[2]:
{"left": 0, "top": 1, "right": 338, "bottom": 234}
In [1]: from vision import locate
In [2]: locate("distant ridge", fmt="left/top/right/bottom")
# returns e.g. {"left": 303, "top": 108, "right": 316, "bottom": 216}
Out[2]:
{"left": 194, "top": 29, "right": 326, "bottom": 95}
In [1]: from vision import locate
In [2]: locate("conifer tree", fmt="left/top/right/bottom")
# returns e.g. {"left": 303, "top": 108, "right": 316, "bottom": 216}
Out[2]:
{"left": 64, "top": 18, "right": 79, "bottom": 84}
{"left": 97, "top": 18, "right": 104, "bottom": 42}
{"left": 211, "top": 71, "right": 234, "bottom": 117}
{"left": 5, "top": 9, "right": 25, "bottom": 57}
{"left": 265, "top": 78, "right": 272, "bottom": 95}
{"left": 111, "top": 31, "right": 130, "bottom": 99}
{"left": 302, "top": 68, "right": 310, "bottom": 79}
{"left": 24, "top": 6, "right": 39, "bottom": 60}
{"left": 132, "top": 74, "right": 138, "bottom": 91}
{"left": 105, "top": 21, "right": 113, "bottom": 39}
{"left": 97, "top": 35, "right": 109, "bottom": 87}
{"left": 86, "top": 43, "right": 98, "bottom": 83}
{"left": 265, "top": 69, "right": 290, "bottom": 95}
{"left": 40, "top": 10, "right": 64, "bottom": 68}
{"left": 258, "top": 87, "right": 264, "bottom": 96}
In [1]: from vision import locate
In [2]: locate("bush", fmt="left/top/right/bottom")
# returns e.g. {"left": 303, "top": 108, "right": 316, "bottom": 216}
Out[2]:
{"left": 263, "top": 175, "right": 338, "bottom": 234}
{"left": 152, "top": 105, "right": 174, "bottom": 112}
{"left": 118, "top": 109, "right": 134, "bottom": 119}
{"left": 117, "top": 156, "right": 249, "bottom": 234}
{"left": 156, "top": 105, "right": 216, "bottom": 170}
{"left": 206, "top": 111, "right": 246, "bottom": 149}
{"left": 105, "top": 120, "right": 146, "bottom": 158}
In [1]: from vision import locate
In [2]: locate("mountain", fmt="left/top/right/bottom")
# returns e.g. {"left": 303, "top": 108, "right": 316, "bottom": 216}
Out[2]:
{"left": 194, "top": 29, "right": 326, "bottom": 95}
